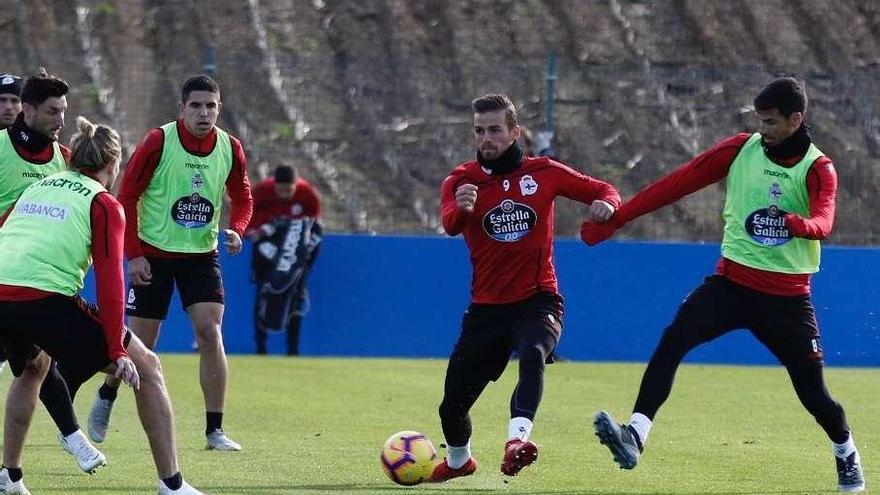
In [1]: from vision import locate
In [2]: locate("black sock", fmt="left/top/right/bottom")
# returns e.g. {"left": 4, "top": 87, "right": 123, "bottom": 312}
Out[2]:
{"left": 161, "top": 472, "right": 183, "bottom": 490}
{"left": 4, "top": 466, "right": 22, "bottom": 482}
{"left": 98, "top": 383, "right": 119, "bottom": 402}
{"left": 206, "top": 412, "right": 223, "bottom": 435}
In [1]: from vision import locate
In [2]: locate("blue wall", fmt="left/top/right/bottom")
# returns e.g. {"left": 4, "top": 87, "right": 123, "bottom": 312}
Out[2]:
{"left": 86, "top": 235, "right": 880, "bottom": 366}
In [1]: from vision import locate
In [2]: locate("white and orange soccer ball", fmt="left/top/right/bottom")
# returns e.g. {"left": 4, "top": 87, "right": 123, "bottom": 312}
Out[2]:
{"left": 379, "top": 430, "right": 437, "bottom": 486}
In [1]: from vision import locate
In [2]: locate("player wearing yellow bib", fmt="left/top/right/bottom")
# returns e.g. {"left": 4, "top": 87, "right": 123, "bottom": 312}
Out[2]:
{"left": 0, "top": 116, "right": 208, "bottom": 495}
{"left": 0, "top": 71, "right": 109, "bottom": 484}
{"left": 583, "top": 78, "right": 865, "bottom": 493}
{"left": 88, "top": 75, "right": 253, "bottom": 452}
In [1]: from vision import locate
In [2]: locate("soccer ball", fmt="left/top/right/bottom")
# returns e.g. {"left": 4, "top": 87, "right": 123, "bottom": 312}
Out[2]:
{"left": 380, "top": 430, "right": 437, "bottom": 485}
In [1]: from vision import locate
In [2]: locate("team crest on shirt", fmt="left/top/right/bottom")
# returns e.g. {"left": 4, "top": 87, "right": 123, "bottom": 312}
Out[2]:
{"left": 519, "top": 175, "right": 538, "bottom": 196}
{"left": 291, "top": 203, "right": 303, "bottom": 216}
{"left": 768, "top": 182, "right": 783, "bottom": 203}
{"left": 482, "top": 199, "right": 537, "bottom": 242}
{"left": 172, "top": 173, "right": 215, "bottom": 228}
{"left": 743, "top": 182, "right": 792, "bottom": 247}
{"left": 191, "top": 173, "right": 204, "bottom": 190}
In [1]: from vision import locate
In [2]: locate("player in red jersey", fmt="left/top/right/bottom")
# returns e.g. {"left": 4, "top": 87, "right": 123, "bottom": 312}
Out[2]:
{"left": 246, "top": 164, "right": 321, "bottom": 355}
{"left": 429, "top": 94, "right": 620, "bottom": 482}
{"left": 583, "top": 78, "right": 864, "bottom": 493}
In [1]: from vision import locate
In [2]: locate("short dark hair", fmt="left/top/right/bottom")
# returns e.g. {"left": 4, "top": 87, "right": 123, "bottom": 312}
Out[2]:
{"left": 21, "top": 68, "right": 69, "bottom": 107}
{"left": 754, "top": 77, "right": 807, "bottom": 117}
{"left": 181, "top": 75, "right": 220, "bottom": 104}
{"left": 472, "top": 94, "right": 518, "bottom": 129}
{"left": 274, "top": 164, "right": 297, "bottom": 184}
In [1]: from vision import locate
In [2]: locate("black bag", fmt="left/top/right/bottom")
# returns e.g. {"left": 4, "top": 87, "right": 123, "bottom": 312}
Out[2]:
{"left": 253, "top": 218, "right": 322, "bottom": 332}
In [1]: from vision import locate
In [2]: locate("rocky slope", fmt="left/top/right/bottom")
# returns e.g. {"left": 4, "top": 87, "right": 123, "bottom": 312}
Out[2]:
{"left": 2, "top": 0, "right": 878, "bottom": 243}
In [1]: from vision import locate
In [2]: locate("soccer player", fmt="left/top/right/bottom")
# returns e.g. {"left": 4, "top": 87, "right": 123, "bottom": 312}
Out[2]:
{"left": 0, "top": 70, "right": 106, "bottom": 476}
{"left": 246, "top": 164, "right": 321, "bottom": 355}
{"left": 0, "top": 116, "right": 206, "bottom": 495}
{"left": 88, "top": 75, "right": 253, "bottom": 451}
{"left": 430, "top": 94, "right": 620, "bottom": 481}
{"left": 0, "top": 74, "right": 23, "bottom": 129}
{"left": 582, "top": 78, "right": 866, "bottom": 493}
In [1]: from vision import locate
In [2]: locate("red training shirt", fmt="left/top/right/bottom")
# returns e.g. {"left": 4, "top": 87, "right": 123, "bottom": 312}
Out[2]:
{"left": 442, "top": 156, "right": 621, "bottom": 304}
{"left": 246, "top": 177, "right": 321, "bottom": 235}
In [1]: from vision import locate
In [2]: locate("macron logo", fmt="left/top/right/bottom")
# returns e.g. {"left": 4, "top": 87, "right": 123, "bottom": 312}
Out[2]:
{"left": 763, "top": 169, "right": 791, "bottom": 180}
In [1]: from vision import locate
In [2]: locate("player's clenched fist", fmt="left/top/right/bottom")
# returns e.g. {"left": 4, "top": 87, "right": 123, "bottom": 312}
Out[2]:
{"left": 456, "top": 183, "right": 478, "bottom": 212}
{"left": 588, "top": 200, "right": 615, "bottom": 223}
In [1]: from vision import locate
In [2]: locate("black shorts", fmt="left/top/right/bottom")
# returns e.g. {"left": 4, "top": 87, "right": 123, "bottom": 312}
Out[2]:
{"left": 0, "top": 295, "right": 132, "bottom": 385}
{"left": 1, "top": 336, "right": 41, "bottom": 377}
{"left": 449, "top": 291, "right": 564, "bottom": 383}
{"left": 670, "top": 275, "right": 824, "bottom": 368}
{"left": 126, "top": 254, "right": 224, "bottom": 320}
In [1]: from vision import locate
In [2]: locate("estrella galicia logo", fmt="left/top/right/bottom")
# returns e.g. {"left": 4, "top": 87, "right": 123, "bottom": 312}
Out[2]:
{"left": 745, "top": 204, "right": 792, "bottom": 246}
{"left": 172, "top": 195, "right": 215, "bottom": 228}
{"left": 482, "top": 199, "right": 537, "bottom": 242}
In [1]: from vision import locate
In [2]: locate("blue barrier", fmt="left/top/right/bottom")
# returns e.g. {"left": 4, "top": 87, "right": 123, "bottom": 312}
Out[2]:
{"left": 83, "top": 235, "right": 880, "bottom": 366}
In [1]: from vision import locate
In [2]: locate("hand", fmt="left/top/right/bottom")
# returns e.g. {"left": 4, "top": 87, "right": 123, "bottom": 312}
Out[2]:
{"left": 246, "top": 223, "right": 275, "bottom": 241}
{"left": 224, "top": 229, "right": 243, "bottom": 255}
{"left": 589, "top": 200, "right": 615, "bottom": 223}
{"left": 784, "top": 213, "right": 807, "bottom": 238}
{"left": 455, "top": 184, "right": 478, "bottom": 212}
{"left": 580, "top": 220, "right": 618, "bottom": 246}
{"left": 114, "top": 356, "right": 140, "bottom": 389}
{"left": 128, "top": 256, "right": 152, "bottom": 286}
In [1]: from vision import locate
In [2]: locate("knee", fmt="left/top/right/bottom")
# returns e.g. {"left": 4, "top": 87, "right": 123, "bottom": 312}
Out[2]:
{"left": 807, "top": 393, "right": 844, "bottom": 422}
{"left": 195, "top": 324, "right": 223, "bottom": 348}
{"left": 439, "top": 398, "right": 462, "bottom": 420}
{"left": 135, "top": 349, "right": 164, "bottom": 385}
{"left": 518, "top": 345, "right": 547, "bottom": 370}
{"left": 21, "top": 353, "right": 50, "bottom": 379}
{"left": 651, "top": 325, "right": 697, "bottom": 362}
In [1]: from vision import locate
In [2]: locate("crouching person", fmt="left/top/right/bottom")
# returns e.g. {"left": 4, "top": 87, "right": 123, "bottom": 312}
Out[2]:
{"left": 0, "top": 116, "right": 206, "bottom": 495}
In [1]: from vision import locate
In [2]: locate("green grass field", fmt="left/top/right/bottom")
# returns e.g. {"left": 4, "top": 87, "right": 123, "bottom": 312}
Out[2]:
{"left": 3, "top": 356, "right": 876, "bottom": 494}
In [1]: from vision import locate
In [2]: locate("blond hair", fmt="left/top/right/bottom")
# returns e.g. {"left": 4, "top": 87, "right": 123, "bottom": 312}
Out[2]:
{"left": 68, "top": 116, "right": 121, "bottom": 173}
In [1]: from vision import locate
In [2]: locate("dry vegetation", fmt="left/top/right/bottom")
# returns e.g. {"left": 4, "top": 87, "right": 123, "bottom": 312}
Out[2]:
{"left": 2, "top": 0, "right": 879, "bottom": 243}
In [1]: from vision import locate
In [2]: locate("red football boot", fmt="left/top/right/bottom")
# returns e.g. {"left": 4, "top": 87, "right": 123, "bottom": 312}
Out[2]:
{"left": 500, "top": 439, "right": 538, "bottom": 476}
{"left": 427, "top": 456, "right": 478, "bottom": 482}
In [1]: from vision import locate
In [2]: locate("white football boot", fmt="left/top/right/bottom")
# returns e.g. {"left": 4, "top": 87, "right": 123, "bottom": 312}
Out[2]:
{"left": 88, "top": 390, "right": 115, "bottom": 443}
{"left": 205, "top": 429, "right": 241, "bottom": 451}
{"left": 0, "top": 468, "right": 31, "bottom": 495}
{"left": 58, "top": 430, "right": 107, "bottom": 474}
{"left": 158, "top": 479, "right": 206, "bottom": 494}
